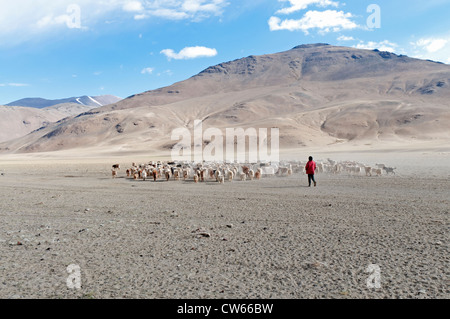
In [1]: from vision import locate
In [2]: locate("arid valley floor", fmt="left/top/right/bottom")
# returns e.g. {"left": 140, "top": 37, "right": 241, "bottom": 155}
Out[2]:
{"left": 0, "top": 151, "right": 448, "bottom": 299}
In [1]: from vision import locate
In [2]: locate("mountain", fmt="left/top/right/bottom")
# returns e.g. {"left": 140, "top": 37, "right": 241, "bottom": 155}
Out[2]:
{"left": 6, "top": 95, "right": 122, "bottom": 109}
{"left": 0, "top": 103, "right": 99, "bottom": 143}
{"left": 1, "top": 44, "right": 449, "bottom": 155}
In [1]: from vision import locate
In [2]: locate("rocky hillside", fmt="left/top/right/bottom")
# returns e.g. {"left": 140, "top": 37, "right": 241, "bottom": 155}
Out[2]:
{"left": 1, "top": 44, "right": 449, "bottom": 155}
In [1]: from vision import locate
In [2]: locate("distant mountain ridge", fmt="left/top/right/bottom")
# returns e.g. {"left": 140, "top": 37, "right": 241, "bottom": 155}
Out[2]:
{"left": 1, "top": 44, "right": 449, "bottom": 155}
{"left": 7, "top": 95, "right": 122, "bottom": 108}
{"left": 0, "top": 102, "right": 99, "bottom": 143}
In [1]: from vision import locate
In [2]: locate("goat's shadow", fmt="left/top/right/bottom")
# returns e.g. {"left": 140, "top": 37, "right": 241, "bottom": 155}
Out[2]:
{"left": 263, "top": 185, "right": 312, "bottom": 189}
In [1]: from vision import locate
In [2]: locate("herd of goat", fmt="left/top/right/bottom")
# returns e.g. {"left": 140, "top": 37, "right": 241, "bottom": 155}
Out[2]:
{"left": 111, "top": 159, "right": 396, "bottom": 183}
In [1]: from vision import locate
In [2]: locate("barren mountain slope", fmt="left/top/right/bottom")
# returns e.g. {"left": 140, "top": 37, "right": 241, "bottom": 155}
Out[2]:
{"left": 1, "top": 44, "right": 449, "bottom": 155}
{"left": 0, "top": 103, "right": 96, "bottom": 143}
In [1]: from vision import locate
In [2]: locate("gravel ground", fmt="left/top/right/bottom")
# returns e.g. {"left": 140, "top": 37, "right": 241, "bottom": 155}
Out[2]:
{"left": 0, "top": 162, "right": 448, "bottom": 299}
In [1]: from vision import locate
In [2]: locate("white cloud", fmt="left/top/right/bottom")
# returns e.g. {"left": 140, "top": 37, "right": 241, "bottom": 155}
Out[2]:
{"left": 337, "top": 35, "right": 355, "bottom": 41}
{"left": 123, "top": 1, "right": 144, "bottom": 13}
{"left": 10, "top": 83, "right": 30, "bottom": 87}
{"left": 134, "top": 14, "right": 149, "bottom": 20}
{"left": 0, "top": 1, "right": 96, "bottom": 44}
{"left": 269, "top": 10, "right": 358, "bottom": 34}
{"left": 158, "top": 70, "right": 174, "bottom": 76}
{"left": 354, "top": 40, "right": 399, "bottom": 53}
{"left": 0, "top": 83, "right": 29, "bottom": 87}
{"left": 141, "top": 67, "right": 155, "bottom": 75}
{"left": 146, "top": 8, "right": 189, "bottom": 20}
{"left": 353, "top": 38, "right": 450, "bottom": 63}
{"left": 408, "top": 36, "right": 450, "bottom": 63}
{"left": 276, "top": 0, "right": 339, "bottom": 14}
{"left": 129, "top": 0, "right": 228, "bottom": 21}
{"left": 37, "top": 16, "right": 84, "bottom": 31}
{"left": 182, "top": 0, "right": 227, "bottom": 14}
{"left": 35, "top": 4, "right": 85, "bottom": 30}
{"left": 0, "top": 0, "right": 229, "bottom": 45}
{"left": 412, "top": 38, "right": 448, "bottom": 53}
{"left": 161, "top": 46, "right": 218, "bottom": 60}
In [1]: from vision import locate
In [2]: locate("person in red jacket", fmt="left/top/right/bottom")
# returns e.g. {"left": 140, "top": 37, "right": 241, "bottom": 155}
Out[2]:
{"left": 305, "top": 156, "right": 317, "bottom": 187}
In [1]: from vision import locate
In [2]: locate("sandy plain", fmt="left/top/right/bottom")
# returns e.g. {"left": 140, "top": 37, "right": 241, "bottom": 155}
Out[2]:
{"left": 0, "top": 150, "right": 448, "bottom": 299}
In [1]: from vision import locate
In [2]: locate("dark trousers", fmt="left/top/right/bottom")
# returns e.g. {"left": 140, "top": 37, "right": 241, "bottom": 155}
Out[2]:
{"left": 308, "top": 174, "right": 316, "bottom": 186}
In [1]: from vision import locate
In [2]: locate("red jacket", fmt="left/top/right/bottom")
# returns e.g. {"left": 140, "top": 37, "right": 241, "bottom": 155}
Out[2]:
{"left": 305, "top": 161, "right": 316, "bottom": 175}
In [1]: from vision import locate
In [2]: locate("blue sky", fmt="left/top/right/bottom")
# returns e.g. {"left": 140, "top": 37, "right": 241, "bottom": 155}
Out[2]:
{"left": 1, "top": 0, "right": 449, "bottom": 105}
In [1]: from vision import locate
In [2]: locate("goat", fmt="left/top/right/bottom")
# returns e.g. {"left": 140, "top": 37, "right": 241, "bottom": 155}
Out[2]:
{"left": 164, "top": 169, "right": 171, "bottom": 181}
{"left": 316, "top": 163, "right": 323, "bottom": 174}
{"left": 277, "top": 167, "right": 289, "bottom": 176}
{"left": 200, "top": 169, "right": 207, "bottom": 182}
{"left": 173, "top": 169, "right": 181, "bottom": 181}
{"left": 383, "top": 167, "right": 396, "bottom": 175}
{"left": 209, "top": 169, "right": 216, "bottom": 180}
{"left": 152, "top": 169, "right": 158, "bottom": 182}
{"left": 227, "top": 170, "right": 234, "bottom": 182}
{"left": 248, "top": 169, "right": 255, "bottom": 181}
{"left": 183, "top": 169, "right": 189, "bottom": 181}
{"left": 215, "top": 170, "right": 222, "bottom": 182}
{"left": 348, "top": 166, "right": 361, "bottom": 175}
{"left": 260, "top": 166, "right": 275, "bottom": 177}
{"left": 372, "top": 168, "right": 382, "bottom": 176}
